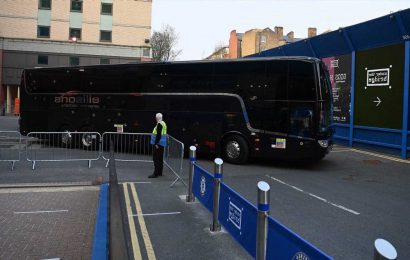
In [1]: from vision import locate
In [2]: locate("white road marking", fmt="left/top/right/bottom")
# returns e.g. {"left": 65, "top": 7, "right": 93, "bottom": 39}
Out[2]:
{"left": 267, "top": 176, "right": 360, "bottom": 215}
{"left": 119, "top": 182, "right": 152, "bottom": 184}
{"left": 129, "top": 211, "right": 181, "bottom": 217}
{"left": 14, "top": 210, "right": 68, "bottom": 214}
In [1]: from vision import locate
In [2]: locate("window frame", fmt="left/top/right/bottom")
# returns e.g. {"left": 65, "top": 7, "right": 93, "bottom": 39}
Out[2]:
{"left": 37, "top": 55, "right": 49, "bottom": 65}
{"left": 69, "top": 56, "right": 80, "bottom": 66}
{"left": 37, "top": 25, "right": 50, "bottom": 38}
{"left": 101, "top": 3, "right": 113, "bottom": 15}
{"left": 100, "top": 30, "right": 112, "bottom": 42}
{"left": 70, "top": 0, "right": 83, "bottom": 12}
{"left": 38, "top": 0, "right": 51, "bottom": 10}
{"left": 69, "top": 28, "right": 82, "bottom": 40}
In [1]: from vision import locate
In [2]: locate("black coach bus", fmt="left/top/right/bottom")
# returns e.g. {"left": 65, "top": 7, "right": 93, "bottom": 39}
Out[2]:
{"left": 20, "top": 57, "right": 333, "bottom": 163}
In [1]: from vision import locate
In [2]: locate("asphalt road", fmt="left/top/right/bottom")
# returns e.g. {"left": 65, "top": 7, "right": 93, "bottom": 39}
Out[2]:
{"left": 1, "top": 115, "right": 409, "bottom": 259}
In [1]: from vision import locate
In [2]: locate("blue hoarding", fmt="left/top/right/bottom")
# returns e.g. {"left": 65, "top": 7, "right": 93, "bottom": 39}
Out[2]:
{"left": 218, "top": 182, "right": 258, "bottom": 257}
{"left": 192, "top": 164, "right": 214, "bottom": 212}
{"left": 266, "top": 216, "right": 332, "bottom": 260}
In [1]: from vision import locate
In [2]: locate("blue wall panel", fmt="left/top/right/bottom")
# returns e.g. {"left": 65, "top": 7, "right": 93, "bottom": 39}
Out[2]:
{"left": 353, "top": 126, "right": 402, "bottom": 149}
{"left": 310, "top": 31, "right": 351, "bottom": 58}
{"left": 333, "top": 124, "right": 350, "bottom": 141}
{"left": 282, "top": 41, "right": 314, "bottom": 56}
{"left": 346, "top": 15, "right": 404, "bottom": 51}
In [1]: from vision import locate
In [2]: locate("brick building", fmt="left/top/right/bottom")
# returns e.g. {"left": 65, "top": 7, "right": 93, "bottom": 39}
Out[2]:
{"left": 0, "top": 0, "right": 152, "bottom": 115}
{"left": 226, "top": 26, "right": 316, "bottom": 59}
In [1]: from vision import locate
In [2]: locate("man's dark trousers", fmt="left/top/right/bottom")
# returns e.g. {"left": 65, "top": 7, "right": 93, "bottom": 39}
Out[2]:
{"left": 153, "top": 145, "right": 164, "bottom": 176}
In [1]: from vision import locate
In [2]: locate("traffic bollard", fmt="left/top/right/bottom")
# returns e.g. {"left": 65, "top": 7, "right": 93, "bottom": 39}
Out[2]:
{"left": 374, "top": 238, "right": 397, "bottom": 260}
{"left": 186, "top": 146, "right": 196, "bottom": 202}
{"left": 210, "top": 158, "right": 223, "bottom": 232}
{"left": 256, "top": 181, "right": 270, "bottom": 260}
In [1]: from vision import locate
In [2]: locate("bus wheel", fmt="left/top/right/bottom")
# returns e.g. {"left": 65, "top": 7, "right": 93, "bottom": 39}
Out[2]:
{"left": 80, "top": 126, "right": 96, "bottom": 149}
{"left": 58, "top": 125, "right": 72, "bottom": 147}
{"left": 222, "top": 135, "right": 249, "bottom": 164}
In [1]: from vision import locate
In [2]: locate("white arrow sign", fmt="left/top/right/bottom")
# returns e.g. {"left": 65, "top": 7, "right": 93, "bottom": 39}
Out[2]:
{"left": 373, "top": 96, "right": 381, "bottom": 107}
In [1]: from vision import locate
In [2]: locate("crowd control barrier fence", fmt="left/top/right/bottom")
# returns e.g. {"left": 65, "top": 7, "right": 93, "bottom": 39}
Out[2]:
{"left": 101, "top": 132, "right": 185, "bottom": 186}
{"left": 26, "top": 132, "right": 101, "bottom": 170}
{"left": 187, "top": 146, "right": 333, "bottom": 260}
{"left": 0, "top": 131, "right": 21, "bottom": 170}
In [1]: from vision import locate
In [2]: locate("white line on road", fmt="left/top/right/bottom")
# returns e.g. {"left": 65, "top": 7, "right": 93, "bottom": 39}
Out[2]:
{"left": 129, "top": 211, "right": 181, "bottom": 217}
{"left": 14, "top": 210, "right": 68, "bottom": 214}
{"left": 267, "top": 175, "right": 360, "bottom": 215}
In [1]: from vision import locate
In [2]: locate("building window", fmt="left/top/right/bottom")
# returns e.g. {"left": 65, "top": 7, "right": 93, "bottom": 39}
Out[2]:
{"left": 101, "top": 3, "right": 113, "bottom": 15}
{"left": 100, "top": 58, "right": 110, "bottom": 65}
{"left": 71, "top": 0, "right": 82, "bottom": 12}
{"left": 38, "top": 55, "right": 48, "bottom": 65}
{"left": 37, "top": 26, "right": 50, "bottom": 38}
{"left": 70, "top": 56, "right": 80, "bottom": 66}
{"left": 69, "top": 28, "right": 81, "bottom": 40}
{"left": 143, "top": 48, "right": 150, "bottom": 57}
{"left": 100, "top": 30, "right": 112, "bottom": 42}
{"left": 260, "top": 35, "right": 267, "bottom": 44}
{"left": 39, "top": 0, "right": 51, "bottom": 9}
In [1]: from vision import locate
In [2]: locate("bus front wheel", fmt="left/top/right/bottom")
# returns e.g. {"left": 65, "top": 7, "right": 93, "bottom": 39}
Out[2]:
{"left": 222, "top": 135, "right": 249, "bottom": 164}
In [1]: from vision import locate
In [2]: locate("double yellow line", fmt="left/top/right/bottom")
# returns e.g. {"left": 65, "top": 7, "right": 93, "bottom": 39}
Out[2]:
{"left": 123, "top": 183, "right": 156, "bottom": 260}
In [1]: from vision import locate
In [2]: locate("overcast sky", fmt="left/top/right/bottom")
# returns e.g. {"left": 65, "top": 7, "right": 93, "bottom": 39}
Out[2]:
{"left": 151, "top": 0, "right": 409, "bottom": 61}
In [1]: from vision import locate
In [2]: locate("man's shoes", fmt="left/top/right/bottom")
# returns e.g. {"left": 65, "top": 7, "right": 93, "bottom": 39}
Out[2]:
{"left": 148, "top": 174, "right": 158, "bottom": 178}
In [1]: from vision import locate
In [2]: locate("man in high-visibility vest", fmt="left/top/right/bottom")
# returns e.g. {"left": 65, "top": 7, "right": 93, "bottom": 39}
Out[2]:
{"left": 149, "top": 113, "right": 167, "bottom": 178}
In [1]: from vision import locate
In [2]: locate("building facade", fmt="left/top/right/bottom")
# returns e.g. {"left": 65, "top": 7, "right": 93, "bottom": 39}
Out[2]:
{"left": 0, "top": 0, "right": 152, "bottom": 115}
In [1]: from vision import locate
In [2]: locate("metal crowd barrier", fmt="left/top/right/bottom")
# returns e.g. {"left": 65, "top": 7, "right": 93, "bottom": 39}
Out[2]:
{"left": 101, "top": 132, "right": 185, "bottom": 186}
{"left": 164, "top": 135, "right": 186, "bottom": 187}
{"left": 0, "top": 131, "right": 21, "bottom": 170}
{"left": 26, "top": 132, "right": 101, "bottom": 170}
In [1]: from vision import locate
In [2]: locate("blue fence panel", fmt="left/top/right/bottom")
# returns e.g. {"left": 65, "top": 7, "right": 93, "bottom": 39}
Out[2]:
{"left": 218, "top": 182, "right": 258, "bottom": 258}
{"left": 192, "top": 164, "right": 214, "bottom": 212}
{"left": 400, "top": 10, "right": 410, "bottom": 37}
{"left": 346, "top": 15, "right": 404, "bottom": 51}
{"left": 282, "top": 41, "right": 314, "bottom": 57}
{"left": 333, "top": 124, "right": 350, "bottom": 141}
{"left": 310, "top": 31, "right": 352, "bottom": 58}
{"left": 353, "top": 126, "right": 402, "bottom": 149}
{"left": 266, "top": 216, "right": 332, "bottom": 260}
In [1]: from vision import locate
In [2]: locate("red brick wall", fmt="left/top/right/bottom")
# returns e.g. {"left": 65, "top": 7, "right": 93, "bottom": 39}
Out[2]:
{"left": 229, "top": 30, "right": 238, "bottom": 59}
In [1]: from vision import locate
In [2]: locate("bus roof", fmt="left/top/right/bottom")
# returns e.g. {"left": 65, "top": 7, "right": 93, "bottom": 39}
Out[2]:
{"left": 25, "top": 56, "right": 320, "bottom": 72}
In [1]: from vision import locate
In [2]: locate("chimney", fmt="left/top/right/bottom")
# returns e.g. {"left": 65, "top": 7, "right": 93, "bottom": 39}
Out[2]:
{"left": 308, "top": 27, "right": 317, "bottom": 38}
{"left": 287, "top": 31, "right": 294, "bottom": 40}
{"left": 274, "top": 26, "right": 283, "bottom": 40}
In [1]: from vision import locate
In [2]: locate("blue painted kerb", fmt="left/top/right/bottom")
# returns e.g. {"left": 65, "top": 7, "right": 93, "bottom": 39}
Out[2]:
{"left": 92, "top": 183, "right": 109, "bottom": 260}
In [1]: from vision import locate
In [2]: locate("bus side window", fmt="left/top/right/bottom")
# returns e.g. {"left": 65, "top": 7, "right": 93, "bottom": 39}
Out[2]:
{"left": 288, "top": 61, "right": 316, "bottom": 100}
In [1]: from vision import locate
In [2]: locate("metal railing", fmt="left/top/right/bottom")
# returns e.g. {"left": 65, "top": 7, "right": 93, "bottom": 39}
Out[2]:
{"left": 101, "top": 132, "right": 153, "bottom": 167}
{"left": 101, "top": 132, "right": 185, "bottom": 186}
{"left": 0, "top": 131, "right": 21, "bottom": 170}
{"left": 164, "top": 135, "right": 186, "bottom": 187}
{"left": 26, "top": 132, "right": 101, "bottom": 170}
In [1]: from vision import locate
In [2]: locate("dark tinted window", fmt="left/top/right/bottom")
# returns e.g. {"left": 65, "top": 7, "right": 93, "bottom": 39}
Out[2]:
{"left": 100, "top": 30, "right": 112, "bottom": 42}
{"left": 265, "top": 60, "right": 287, "bottom": 100}
{"left": 37, "top": 26, "right": 50, "bottom": 38}
{"left": 71, "top": 0, "right": 82, "bottom": 12}
{"left": 70, "top": 56, "right": 79, "bottom": 66}
{"left": 37, "top": 55, "right": 48, "bottom": 65}
{"left": 165, "top": 63, "right": 213, "bottom": 91}
{"left": 39, "top": 0, "right": 51, "bottom": 9}
{"left": 101, "top": 3, "right": 112, "bottom": 15}
{"left": 69, "top": 28, "right": 81, "bottom": 40}
{"left": 319, "top": 62, "right": 331, "bottom": 101}
{"left": 288, "top": 61, "right": 316, "bottom": 100}
{"left": 289, "top": 103, "right": 315, "bottom": 138}
{"left": 100, "top": 58, "right": 110, "bottom": 65}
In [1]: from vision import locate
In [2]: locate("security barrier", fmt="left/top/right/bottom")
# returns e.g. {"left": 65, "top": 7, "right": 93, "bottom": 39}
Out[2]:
{"left": 188, "top": 146, "right": 332, "bottom": 260}
{"left": 0, "top": 131, "right": 21, "bottom": 170}
{"left": 101, "top": 132, "right": 185, "bottom": 186}
{"left": 26, "top": 132, "right": 101, "bottom": 170}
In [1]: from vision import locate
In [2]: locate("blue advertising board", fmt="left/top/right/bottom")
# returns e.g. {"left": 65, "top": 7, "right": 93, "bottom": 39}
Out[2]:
{"left": 218, "top": 182, "right": 258, "bottom": 258}
{"left": 266, "top": 216, "right": 332, "bottom": 260}
{"left": 192, "top": 164, "right": 214, "bottom": 212}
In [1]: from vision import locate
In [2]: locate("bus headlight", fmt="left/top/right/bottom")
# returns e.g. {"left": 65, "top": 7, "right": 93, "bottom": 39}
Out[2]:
{"left": 318, "top": 140, "right": 329, "bottom": 148}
